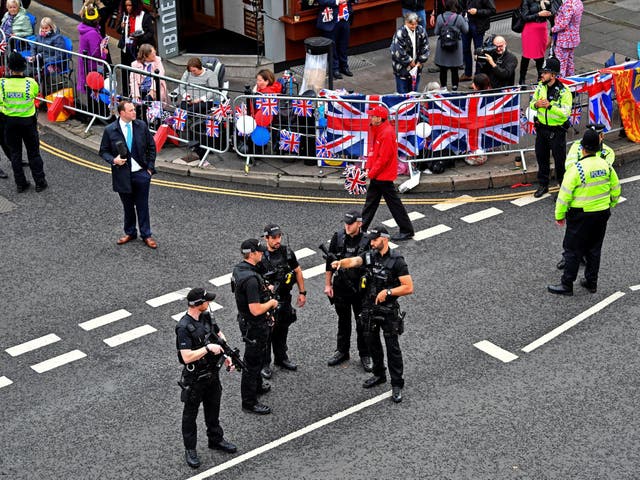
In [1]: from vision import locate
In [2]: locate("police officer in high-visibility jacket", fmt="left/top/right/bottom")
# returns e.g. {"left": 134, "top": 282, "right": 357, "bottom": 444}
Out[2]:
{"left": 556, "top": 122, "right": 615, "bottom": 270}
{"left": 547, "top": 128, "right": 621, "bottom": 296}
{"left": 530, "top": 56, "right": 572, "bottom": 198}
{"left": 0, "top": 52, "right": 47, "bottom": 193}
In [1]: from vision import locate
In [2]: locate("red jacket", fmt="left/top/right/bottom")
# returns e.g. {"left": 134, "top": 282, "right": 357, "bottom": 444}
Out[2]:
{"left": 365, "top": 120, "right": 398, "bottom": 181}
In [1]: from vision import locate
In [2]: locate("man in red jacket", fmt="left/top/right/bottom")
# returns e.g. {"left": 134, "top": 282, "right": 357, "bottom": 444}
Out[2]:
{"left": 361, "top": 105, "right": 415, "bottom": 241}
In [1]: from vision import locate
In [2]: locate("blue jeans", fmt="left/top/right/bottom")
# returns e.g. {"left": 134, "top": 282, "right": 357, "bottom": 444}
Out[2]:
{"left": 462, "top": 23, "right": 485, "bottom": 77}
{"left": 401, "top": 8, "right": 426, "bottom": 31}
{"left": 395, "top": 75, "right": 420, "bottom": 94}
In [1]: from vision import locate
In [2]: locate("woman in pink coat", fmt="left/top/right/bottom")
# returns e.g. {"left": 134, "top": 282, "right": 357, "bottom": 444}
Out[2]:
{"left": 551, "top": 0, "right": 583, "bottom": 77}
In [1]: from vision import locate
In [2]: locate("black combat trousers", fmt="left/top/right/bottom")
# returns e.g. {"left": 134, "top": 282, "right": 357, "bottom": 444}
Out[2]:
{"left": 265, "top": 300, "right": 294, "bottom": 365}
{"left": 182, "top": 374, "right": 224, "bottom": 450}
{"left": 240, "top": 319, "right": 269, "bottom": 408}
{"left": 561, "top": 208, "right": 611, "bottom": 286}
{"left": 368, "top": 324, "right": 404, "bottom": 388}
{"left": 535, "top": 125, "right": 566, "bottom": 187}
{"left": 334, "top": 295, "right": 368, "bottom": 357}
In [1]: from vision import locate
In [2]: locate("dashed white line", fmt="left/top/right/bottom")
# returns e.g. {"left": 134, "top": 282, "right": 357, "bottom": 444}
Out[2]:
{"left": 186, "top": 390, "right": 393, "bottom": 479}
{"left": 78, "top": 309, "right": 131, "bottom": 331}
{"left": 30, "top": 350, "right": 87, "bottom": 373}
{"left": 620, "top": 174, "right": 640, "bottom": 184}
{"left": 413, "top": 224, "right": 452, "bottom": 241}
{"left": 629, "top": 284, "right": 640, "bottom": 291}
{"left": 0, "top": 376, "right": 13, "bottom": 388}
{"left": 103, "top": 325, "right": 157, "bottom": 347}
{"left": 5, "top": 333, "right": 61, "bottom": 357}
{"left": 210, "top": 273, "right": 232, "bottom": 287}
{"left": 294, "top": 247, "right": 316, "bottom": 260}
{"left": 510, "top": 193, "right": 551, "bottom": 207}
{"left": 521, "top": 291, "right": 626, "bottom": 353}
{"left": 388, "top": 241, "right": 398, "bottom": 250}
{"left": 146, "top": 288, "right": 191, "bottom": 307}
{"left": 302, "top": 264, "right": 326, "bottom": 279}
{"left": 433, "top": 195, "right": 473, "bottom": 211}
{"left": 172, "top": 302, "right": 224, "bottom": 321}
{"left": 473, "top": 340, "right": 519, "bottom": 363}
{"left": 461, "top": 207, "right": 503, "bottom": 224}
{"left": 617, "top": 196, "right": 626, "bottom": 204}
{"left": 383, "top": 211, "right": 425, "bottom": 228}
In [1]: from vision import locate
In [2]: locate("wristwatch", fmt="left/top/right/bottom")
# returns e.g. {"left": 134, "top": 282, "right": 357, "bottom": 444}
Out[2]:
{"left": 299, "top": 291, "right": 307, "bottom": 296}
{"left": 386, "top": 288, "right": 392, "bottom": 297}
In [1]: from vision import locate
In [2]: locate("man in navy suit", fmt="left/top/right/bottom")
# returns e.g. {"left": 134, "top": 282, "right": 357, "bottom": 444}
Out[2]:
{"left": 99, "top": 100, "right": 158, "bottom": 249}
{"left": 316, "top": 0, "right": 353, "bottom": 80}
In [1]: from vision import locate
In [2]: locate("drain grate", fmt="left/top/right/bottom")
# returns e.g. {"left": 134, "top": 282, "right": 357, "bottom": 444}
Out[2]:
{"left": 0, "top": 194, "right": 16, "bottom": 214}
{"left": 291, "top": 56, "right": 375, "bottom": 77}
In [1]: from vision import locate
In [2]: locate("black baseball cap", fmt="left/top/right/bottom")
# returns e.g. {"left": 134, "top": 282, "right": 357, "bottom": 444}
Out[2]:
{"left": 344, "top": 210, "right": 362, "bottom": 225}
{"left": 366, "top": 226, "right": 391, "bottom": 239}
{"left": 241, "top": 238, "right": 267, "bottom": 253}
{"left": 263, "top": 223, "right": 282, "bottom": 237}
{"left": 587, "top": 123, "right": 606, "bottom": 133}
{"left": 581, "top": 128, "right": 601, "bottom": 151}
{"left": 187, "top": 288, "right": 216, "bottom": 306}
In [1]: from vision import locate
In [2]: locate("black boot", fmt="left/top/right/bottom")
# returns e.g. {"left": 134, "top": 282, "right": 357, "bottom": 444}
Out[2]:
{"left": 185, "top": 449, "right": 201, "bottom": 468}
{"left": 547, "top": 283, "right": 573, "bottom": 296}
{"left": 534, "top": 185, "right": 549, "bottom": 198}
{"left": 580, "top": 279, "right": 597, "bottom": 293}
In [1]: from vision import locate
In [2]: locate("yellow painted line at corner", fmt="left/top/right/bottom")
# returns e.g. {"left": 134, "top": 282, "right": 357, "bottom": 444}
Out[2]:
{"left": 41, "top": 139, "right": 552, "bottom": 205}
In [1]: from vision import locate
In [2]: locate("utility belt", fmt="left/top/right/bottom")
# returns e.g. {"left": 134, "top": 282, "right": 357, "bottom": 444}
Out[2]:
{"left": 568, "top": 207, "right": 609, "bottom": 214}
{"left": 178, "top": 363, "right": 216, "bottom": 403}
{"left": 535, "top": 118, "right": 570, "bottom": 132}
{"left": 360, "top": 303, "right": 406, "bottom": 337}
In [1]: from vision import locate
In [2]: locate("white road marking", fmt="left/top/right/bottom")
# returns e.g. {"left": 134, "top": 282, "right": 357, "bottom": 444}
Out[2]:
{"left": 146, "top": 288, "right": 191, "bottom": 307}
{"left": 210, "top": 273, "right": 232, "bottom": 287}
{"left": 302, "top": 264, "right": 326, "bottom": 279}
{"left": 473, "top": 340, "right": 519, "bottom": 363}
{"left": 383, "top": 211, "right": 425, "bottom": 228}
{"left": 78, "top": 309, "right": 131, "bottom": 331}
{"left": 294, "top": 247, "right": 316, "bottom": 259}
{"left": 388, "top": 241, "right": 398, "bottom": 250}
{"left": 617, "top": 196, "right": 626, "bottom": 204}
{"left": 5, "top": 333, "right": 61, "bottom": 357}
{"left": 521, "top": 291, "right": 626, "bottom": 353}
{"left": 510, "top": 193, "right": 551, "bottom": 207}
{"left": 186, "top": 390, "right": 393, "bottom": 479}
{"left": 172, "top": 302, "right": 224, "bottom": 321}
{"left": 629, "top": 284, "right": 640, "bottom": 291}
{"left": 103, "top": 325, "right": 157, "bottom": 347}
{"left": 620, "top": 174, "right": 640, "bottom": 184}
{"left": 30, "top": 350, "right": 87, "bottom": 373}
{"left": 0, "top": 376, "right": 13, "bottom": 389}
{"left": 432, "top": 195, "right": 473, "bottom": 211}
{"left": 413, "top": 224, "right": 452, "bottom": 241}
{"left": 461, "top": 207, "right": 503, "bottom": 224}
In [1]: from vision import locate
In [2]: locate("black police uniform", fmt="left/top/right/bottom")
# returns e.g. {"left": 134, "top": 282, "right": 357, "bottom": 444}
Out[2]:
{"left": 258, "top": 247, "right": 300, "bottom": 365}
{"left": 232, "top": 260, "right": 271, "bottom": 409}
{"left": 326, "top": 229, "right": 370, "bottom": 358}
{"left": 359, "top": 249, "right": 409, "bottom": 388}
{"left": 175, "top": 312, "right": 225, "bottom": 450}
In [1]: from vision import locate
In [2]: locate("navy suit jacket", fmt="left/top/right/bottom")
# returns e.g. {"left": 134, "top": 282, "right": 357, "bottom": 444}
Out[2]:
{"left": 99, "top": 118, "right": 156, "bottom": 193}
{"left": 316, "top": 0, "right": 354, "bottom": 32}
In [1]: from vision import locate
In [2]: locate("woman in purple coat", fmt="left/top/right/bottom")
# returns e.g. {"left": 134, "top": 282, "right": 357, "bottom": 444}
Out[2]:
{"left": 77, "top": 6, "right": 108, "bottom": 94}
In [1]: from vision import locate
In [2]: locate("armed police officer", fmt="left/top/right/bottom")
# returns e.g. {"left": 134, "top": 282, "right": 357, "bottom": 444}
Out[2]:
{"left": 176, "top": 288, "right": 237, "bottom": 469}
{"left": 556, "top": 123, "right": 615, "bottom": 270}
{"left": 324, "top": 210, "right": 372, "bottom": 372}
{"left": 232, "top": 239, "right": 277, "bottom": 415}
{"left": 530, "top": 56, "right": 572, "bottom": 198}
{"left": 258, "top": 224, "right": 306, "bottom": 377}
{"left": 331, "top": 226, "right": 414, "bottom": 403}
{"left": 547, "top": 128, "right": 621, "bottom": 296}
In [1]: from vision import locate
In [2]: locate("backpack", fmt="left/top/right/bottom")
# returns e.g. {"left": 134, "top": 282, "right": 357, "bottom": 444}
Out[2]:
{"left": 439, "top": 13, "right": 459, "bottom": 52}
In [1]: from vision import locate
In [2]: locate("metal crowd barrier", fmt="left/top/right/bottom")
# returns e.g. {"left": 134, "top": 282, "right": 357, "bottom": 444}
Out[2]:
{"left": 112, "top": 63, "right": 231, "bottom": 160}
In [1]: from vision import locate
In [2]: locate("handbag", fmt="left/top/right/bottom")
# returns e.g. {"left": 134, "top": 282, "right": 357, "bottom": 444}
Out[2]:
{"left": 511, "top": 5, "right": 525, "bottom": 33}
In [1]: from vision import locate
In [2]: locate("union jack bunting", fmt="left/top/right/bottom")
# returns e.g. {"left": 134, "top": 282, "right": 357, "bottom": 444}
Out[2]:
{"left": 292, "top": 99, "right": 314, "bottom": 117}
{"left": 234, "top": 103, "right": 247, "bottom": 118}
{"left": 146, "top": 101, "right": 163, "bottom": 122}
{"left": 278, "top": 129, "right": 301, "bottom": 153}
{"left": 212, "top": 100, "right": 231, "bottom": 122}
{"left": 206, "top": 116, "right": 220, "bottom": 138}
{"left": 315, "top": 132, "right": 332, "bottom": 158}
{"left": 569, "top": 104, "right": 582, "bottom": 126}
{"left": 172, "top": 108, "right": 187, "bottom": 131}
{"left": 344, "top": 164, "right": 367, "bottom": 195}
{"left": 520, "top": 112, "right": 536, "bottom": 135}
{"left": 321, "top": 6, "right": 333, "bottom": 23}
{"left": 255, "top": 95, "right": 279, "bottom": 116}
{"left": 425, "top": 92, "right": 520, "bottom": 153}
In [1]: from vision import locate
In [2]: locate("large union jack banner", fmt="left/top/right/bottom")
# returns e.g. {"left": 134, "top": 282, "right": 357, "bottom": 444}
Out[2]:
{"left": 425, "top": 92, "right": 520, "bottom": 153}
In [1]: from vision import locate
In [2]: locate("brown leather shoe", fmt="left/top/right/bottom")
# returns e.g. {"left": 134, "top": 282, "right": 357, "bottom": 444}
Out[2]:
{"left": 117, "top": 234, "right": 136, "bottom": 245}
{"left": 143, "top": 237, "right": 158, "bottom": 249}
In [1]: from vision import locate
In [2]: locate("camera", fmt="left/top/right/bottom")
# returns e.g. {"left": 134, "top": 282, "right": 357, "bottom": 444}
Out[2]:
{"left": 474, "top": 44, "right": 497, "bottom": 59}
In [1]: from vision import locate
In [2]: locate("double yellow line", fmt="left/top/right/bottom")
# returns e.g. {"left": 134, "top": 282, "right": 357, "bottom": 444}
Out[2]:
{"left": 40, "top": 140, "right": 546, "bottom": 205}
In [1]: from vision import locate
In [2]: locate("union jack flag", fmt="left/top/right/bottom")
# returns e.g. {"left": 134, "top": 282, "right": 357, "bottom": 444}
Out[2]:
{"left": 569, "top": 104, "right": 582, "bottom": 126}
{"left": 586, "top": 73, "right": 613, "bottom": 131}
{"left": 338, "top": 4, "right": 349, "bottom": 21}
{"left": 384, "top": 94, "right": 419, "bottom": 157}
{"left": 206, "top": 116, "right": 220, "bottom": 138}
{"left": 344, "top": 164, "right": 367, "bottom": 195}
{"left": 520, "top": 112, "right": 536, "bottom": 135}
{"left": 559, "top": 75, "right": 589, "bottom": 93}
{"left": 172, "top": 108, "right": 187, "bottom": 131}
{"left": 425, "top": 92, "right": 520, "bottom": 153}
{"left": 212, "top": 100, "right": 231, "bottom": 122}
{"left": 255, "top": 95, "right": 279, "bottom": 116}
{"left": 234, "top": 103, "right": 247, "bottom": 118}
{"left": 321, "top": 7, "right": 333, "bottom": 23}
{"left": 315, "top": 132, "right": 332, "bottom": 158}
{"left": 278, "top": 129, "right": 301, "bottom": 153}
{"left": 292, "top": 99, "right": 314, "bottom": 117}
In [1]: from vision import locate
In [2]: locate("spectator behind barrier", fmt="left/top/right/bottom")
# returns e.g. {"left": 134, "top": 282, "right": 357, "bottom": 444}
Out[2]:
{"left": 26, "top": 17, "right": 66, "bottom": 78}
{"left": 117, "top": 0, "right": 154, "bottom": 94}
{"left": 77, "top": 5, "right": 109, "bottom": 94}
{"left": 1, "top": 0, "right": 33, "bottom": 38}
{"left": 253, "top": 69, "right": 282, "bottom": 94}
{"left": 175, "top": 57, "right": 221, "bottom": 114}
{"left": 518, "top": 0, "right": 554, "bottom": 85}
{"left": 471, "top": 72, "right": 490, "bottom": 91}
{"left": 476, "top": 35, "right": 517, "bottom": 89}
{"left": 130, "top": 43, "right": 167, "bottom": 102}
{"left": 1, "top": 0, "right": 30, "bottom": 19}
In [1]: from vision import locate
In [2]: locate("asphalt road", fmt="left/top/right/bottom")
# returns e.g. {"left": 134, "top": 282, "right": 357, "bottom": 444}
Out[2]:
{"left": 1, "top": 131, "right": 639, "bottom": 480}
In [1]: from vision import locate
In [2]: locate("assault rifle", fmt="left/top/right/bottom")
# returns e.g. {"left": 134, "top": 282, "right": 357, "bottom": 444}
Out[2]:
{"left": 205, "top": 324, "right": 248, "bottom": 371}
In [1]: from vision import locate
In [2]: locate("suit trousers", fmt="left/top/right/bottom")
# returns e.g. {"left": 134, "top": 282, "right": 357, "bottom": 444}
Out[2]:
{"left": 462, "top": 23, "right": 485, "bottom": 77}
{"left": 561, "top": 208, "right": 610, "bottom": 286}
{"left": 535, "top": 125, "right": 566, "bottom": 186}
{"left": 182, "top": 374, "right": 224, "bottom": 450}
{"left": 321, "top": 20, "right": 350, "bottom": 71}
{"left": 5, "top": 115, "right": 46, "bottom": 188}
{"left": 118, "top": 170, "right": 152, "bottom": 238}
{"left": 362, "top": 179, "right": 414, "bottom": 235}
